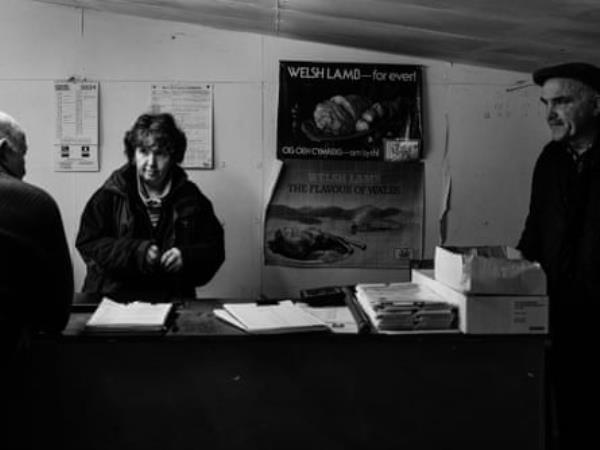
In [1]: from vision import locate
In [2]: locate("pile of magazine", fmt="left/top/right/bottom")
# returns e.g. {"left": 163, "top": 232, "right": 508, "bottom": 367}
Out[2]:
{"left": 354, "top": 282, "right": 458, "bottom": 333}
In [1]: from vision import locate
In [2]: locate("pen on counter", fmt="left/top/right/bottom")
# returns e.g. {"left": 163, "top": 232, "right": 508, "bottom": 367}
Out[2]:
{"left": 344, "top": 287, "right": 371, "bottom": 334}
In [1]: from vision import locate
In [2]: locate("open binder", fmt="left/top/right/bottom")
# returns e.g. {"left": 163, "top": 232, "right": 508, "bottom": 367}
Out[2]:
{"left": 84, "top": 297, "right": 174, "bottom": 335}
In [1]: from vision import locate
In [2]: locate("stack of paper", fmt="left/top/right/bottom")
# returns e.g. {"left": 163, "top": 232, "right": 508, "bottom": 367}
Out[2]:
{"left": 214, "top": 300, "right": 330, "bottom": 334}
{"left": 354, "top": 282, "right": 458, "bottom": 333}
{"left": 84, "top": 297, "right": 173, "bottom": 334}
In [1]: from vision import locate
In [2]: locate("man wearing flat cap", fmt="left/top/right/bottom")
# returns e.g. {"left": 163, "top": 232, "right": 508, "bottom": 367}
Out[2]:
{"left": 518, "top": 62, "right": 600, "bottom": 449}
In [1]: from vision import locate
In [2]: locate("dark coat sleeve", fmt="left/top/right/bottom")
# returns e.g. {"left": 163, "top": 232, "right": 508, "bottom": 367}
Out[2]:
{"left": 176, "top": 187, "right": 225, "bottom": 287}
{"left": 517, "top": 147, "right": 553, "bottom": 263}
{"left": 517, "top": 168, "right": 541, "bottom": 261}
{"left": 76, "top": 188, "right": 152, "bottom": 275}
{"left": 37, "top": 198, "right": 74, "bottom": 334}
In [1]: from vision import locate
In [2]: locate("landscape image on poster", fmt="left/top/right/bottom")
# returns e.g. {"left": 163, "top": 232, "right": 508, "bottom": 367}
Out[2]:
{"left": 264, "top": 161, "right": 424, "bottom": 269}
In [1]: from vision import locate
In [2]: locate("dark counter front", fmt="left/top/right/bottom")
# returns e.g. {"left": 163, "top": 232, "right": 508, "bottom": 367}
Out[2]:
{"left": 29, "top": 300, "right": 546, "bottom": 450}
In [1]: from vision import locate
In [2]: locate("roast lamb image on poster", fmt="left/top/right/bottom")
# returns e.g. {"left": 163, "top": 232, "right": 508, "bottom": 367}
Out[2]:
{"left": 277, "top": 62, "right": 423, "bottom": 162}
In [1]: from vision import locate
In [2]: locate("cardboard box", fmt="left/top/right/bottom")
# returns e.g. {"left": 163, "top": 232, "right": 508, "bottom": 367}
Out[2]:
{"left": 412, "top": 269, "right": 548, "bottom": 334}
{"left": 434, "top": 246, "right": 546, "bottom": 295}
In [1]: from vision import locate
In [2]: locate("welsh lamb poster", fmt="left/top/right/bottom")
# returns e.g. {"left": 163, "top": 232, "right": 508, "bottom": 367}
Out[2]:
{"left": 264, "top": 160, "right": 424, "bottom": 268}
{"left": 277, "top": 61, "right": 423, "bottom": 162}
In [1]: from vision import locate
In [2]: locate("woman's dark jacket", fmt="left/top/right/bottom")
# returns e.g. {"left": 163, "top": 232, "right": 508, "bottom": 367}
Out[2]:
{"left": 76, "top": 163, "right": 224, "bottom": 300}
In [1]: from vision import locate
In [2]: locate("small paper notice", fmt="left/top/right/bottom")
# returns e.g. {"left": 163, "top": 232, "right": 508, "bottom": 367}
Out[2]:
{"left": 54, "top": 80, "right": 99, "bottom": 171}
{"left": 150, "top": 83, "right": 213, "bottom": 169}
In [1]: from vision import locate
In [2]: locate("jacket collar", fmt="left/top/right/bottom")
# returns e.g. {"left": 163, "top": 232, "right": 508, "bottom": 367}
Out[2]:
{"left": 550, "top": 133, "right": 600, "bottom": 171}
{"left": 103, "top": 163, "right": 188, "bottom": 197}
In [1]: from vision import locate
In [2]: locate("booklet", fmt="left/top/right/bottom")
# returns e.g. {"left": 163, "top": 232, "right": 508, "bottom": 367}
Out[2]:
{"left": 84, "top": 297, "right": 173, "bottom": 334}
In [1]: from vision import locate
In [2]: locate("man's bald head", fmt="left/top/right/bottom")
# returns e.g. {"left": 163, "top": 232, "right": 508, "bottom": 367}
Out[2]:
{"left": 0, "top": 111, "right": 27, "bottom": 179}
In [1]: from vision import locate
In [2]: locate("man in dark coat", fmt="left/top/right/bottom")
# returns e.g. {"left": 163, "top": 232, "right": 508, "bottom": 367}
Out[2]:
{"left": 1, "top": 110, "right": 74, "bottom": 449}
{"left": 76, "top": 113, "right": 224, "bottom": 301}
{"left": 517, "top": 62, "right": 600, "bottom": 449}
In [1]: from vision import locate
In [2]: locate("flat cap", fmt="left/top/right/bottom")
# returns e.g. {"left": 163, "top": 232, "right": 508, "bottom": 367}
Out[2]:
{"left": 533, "top": 62, "right": 600, "bottom": 92}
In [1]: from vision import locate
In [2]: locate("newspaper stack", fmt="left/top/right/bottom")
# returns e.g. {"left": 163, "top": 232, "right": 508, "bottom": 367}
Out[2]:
{"left": 354, "top": 282, "right": 458, "bottom": 333}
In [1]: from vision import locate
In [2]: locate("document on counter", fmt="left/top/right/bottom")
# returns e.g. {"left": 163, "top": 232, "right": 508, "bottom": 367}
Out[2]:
{"left": 84, "top": 297, "right": 173, "bottom": 334}
{"left": 214, "top": 300, "right": 330, "bottom": 334}
{"left": 296, "top": 304, "right": 359, "bottom": 334}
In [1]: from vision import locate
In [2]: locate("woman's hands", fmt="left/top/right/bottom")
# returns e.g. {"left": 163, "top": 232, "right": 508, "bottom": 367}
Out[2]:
{"left": 160, "top": 247, "right": 183, "bottom": 273}
{"left": 145, "top": 244, "right": 183, "bottom": 273}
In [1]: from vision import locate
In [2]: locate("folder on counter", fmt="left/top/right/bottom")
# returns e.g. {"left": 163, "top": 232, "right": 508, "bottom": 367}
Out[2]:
{"left": 214, "top": 300, "right": 330, "bottom": 334}
{"left": 84, "top": 297, "right": 173, "bottom": 334}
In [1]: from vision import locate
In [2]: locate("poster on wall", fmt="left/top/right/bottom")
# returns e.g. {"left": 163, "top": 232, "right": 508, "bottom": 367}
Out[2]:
{"left": 150, "top": 83, "right": 213, "bottom": 169}
{"left": 54, "top": 80, "right": 99, "bottom": 172}
{"left": 277, "top": 61, "right": 423, "bottom": 162}
{"left": 264, "top": 160, "right": 424, "bottom": 269}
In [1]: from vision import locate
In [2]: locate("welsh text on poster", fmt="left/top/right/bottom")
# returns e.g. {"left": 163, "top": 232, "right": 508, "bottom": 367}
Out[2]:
{"left": 277, "top": 61, "right": 423, "bottom": 162}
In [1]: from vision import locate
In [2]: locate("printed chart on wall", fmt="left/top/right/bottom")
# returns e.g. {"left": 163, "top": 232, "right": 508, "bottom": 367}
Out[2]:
{"left": 54, "top": 80, "right": 99, "bottom": 172}
{"left": 277, "top": 61, "right": 423, "bottom": 162}
{"left": 150, "top": 84, "right": 213, "bottom": 169}
{"left": 265, "top": 160, "right": 424, "bottom": 269}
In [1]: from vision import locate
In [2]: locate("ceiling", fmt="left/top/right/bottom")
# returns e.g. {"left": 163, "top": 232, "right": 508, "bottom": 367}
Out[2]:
{"left": 34, "top": 0, "right": 600, "bottom": 73}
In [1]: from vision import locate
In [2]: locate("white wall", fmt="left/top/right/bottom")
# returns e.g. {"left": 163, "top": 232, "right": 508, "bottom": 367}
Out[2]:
{"left": 1, "top": 0, "right": 549, "bottom": 299}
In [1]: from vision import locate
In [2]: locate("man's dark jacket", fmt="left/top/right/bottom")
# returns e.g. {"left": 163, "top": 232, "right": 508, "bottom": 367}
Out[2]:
{"left": 76, "top": 163, "right": 224, "bottom": 300}
{"left": 518, "top": 138, "right": 600, "bottom": 334}
{"left": 1, "top": 173, "right": 74, "bottom": 342}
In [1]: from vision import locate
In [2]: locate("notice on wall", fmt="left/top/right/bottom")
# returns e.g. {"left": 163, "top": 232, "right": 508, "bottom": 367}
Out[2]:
{"left": 54, "top": 80, "right": 99, "bottom": 172}
{"left": 150, "top": 84, "right": 213, "bottom": 169}
{"left": 264, "top": 160, "right": 424, "bottom": 269}
{"left": 277, "top": 61, "right": 423, "bottom": 162}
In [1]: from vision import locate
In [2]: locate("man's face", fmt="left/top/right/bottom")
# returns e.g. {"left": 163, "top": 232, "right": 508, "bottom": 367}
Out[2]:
{"left": 1, "top": 131, "right": 27, "bottom": 179}
{"left": 134, "top": 134, "right": 172, "bottom": 190}
{"left": 541, "top": 78, "right": 600, "bottom": 143}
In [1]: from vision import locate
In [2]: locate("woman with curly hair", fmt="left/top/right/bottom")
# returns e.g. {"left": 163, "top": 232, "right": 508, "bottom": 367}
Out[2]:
{"left": 76, "top": 113, "right": 224, "bottom": 301}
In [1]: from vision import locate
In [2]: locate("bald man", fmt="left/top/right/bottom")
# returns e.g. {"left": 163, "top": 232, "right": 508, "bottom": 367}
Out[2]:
{"left": 1, "top": 111, "right": 73, "bottom": 449}
{"left": 0, "top": 111, "right": 73, "bottom": 338}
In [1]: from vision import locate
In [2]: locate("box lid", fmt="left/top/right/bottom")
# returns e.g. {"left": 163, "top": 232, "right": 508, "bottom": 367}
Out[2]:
{"left": 434, "top": 246, "right": 547, "bottom": 295}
